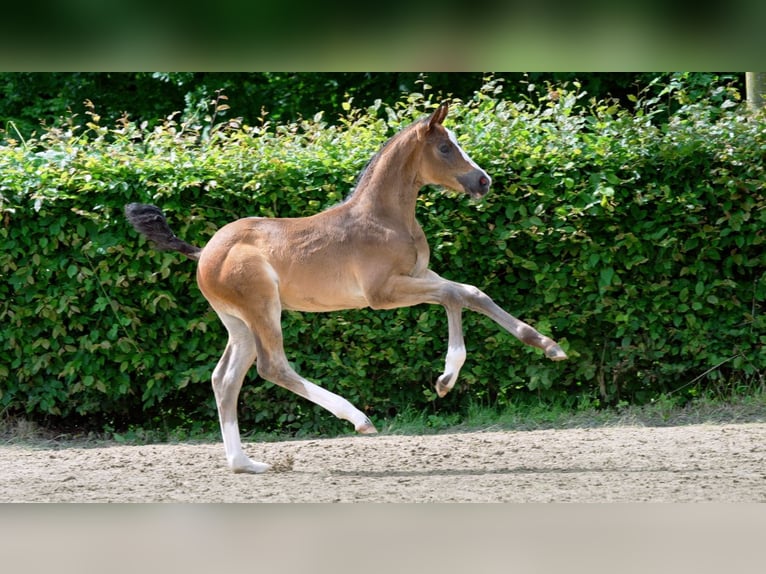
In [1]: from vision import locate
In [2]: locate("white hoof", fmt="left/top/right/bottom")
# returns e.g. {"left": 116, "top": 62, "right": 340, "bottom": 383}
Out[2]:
{"left": 545, "top": 343, "right": 568, "bottom": 361}
{"left": 435, "top": 372, "right": 455, "bottom": 397}
{"left": 230, "top": 454, "right": 271, "bottom": 474}
{"left": 355, "top": 418, "right": 378, "bottom": 434}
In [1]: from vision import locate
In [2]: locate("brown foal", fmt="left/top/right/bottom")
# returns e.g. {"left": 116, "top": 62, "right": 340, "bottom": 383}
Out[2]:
{"left": 125, "top": 104, "right": 567, "bottom": 473}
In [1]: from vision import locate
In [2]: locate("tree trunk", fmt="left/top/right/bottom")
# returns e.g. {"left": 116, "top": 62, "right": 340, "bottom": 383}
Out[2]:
{"left": 745, "top": 72, "right": 766, "bottom": 110}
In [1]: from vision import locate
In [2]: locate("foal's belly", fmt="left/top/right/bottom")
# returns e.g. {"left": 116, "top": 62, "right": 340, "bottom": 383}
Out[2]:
{"left": 277, "top": 269, "right": 371, "bottom": 312}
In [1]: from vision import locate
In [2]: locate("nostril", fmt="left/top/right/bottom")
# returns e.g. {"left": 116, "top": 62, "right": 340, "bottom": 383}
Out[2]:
{"left": 479, "top": 176, "right": 490, "bottom": 187}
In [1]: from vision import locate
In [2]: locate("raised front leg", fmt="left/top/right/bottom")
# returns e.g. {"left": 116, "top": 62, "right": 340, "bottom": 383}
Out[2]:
{"left": 362, "top": 269, "right": 567, "bottom": 396}
{"left": 457, "top": 282, "right": 568, "bottom": 361}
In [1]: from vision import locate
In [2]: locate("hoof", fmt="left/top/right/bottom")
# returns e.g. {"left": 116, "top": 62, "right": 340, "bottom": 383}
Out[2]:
{"left": 356, "top": 419, "right": 378, "bottom": 434}
{"left": 232, "top": 461, "right": 271, "bottom": 474}
{"left": 435, "top": 372, "right": 454, "bottom": 398}
{"left": 230, "top": 452, "right": 271, "bottom": 474}
{"left": 545, "top": 344, "right": 568, "bottom": 361}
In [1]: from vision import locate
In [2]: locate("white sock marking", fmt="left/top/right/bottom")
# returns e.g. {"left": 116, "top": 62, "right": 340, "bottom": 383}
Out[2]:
{"left": 443, "top": 344, "right": 467, "bottom": 388}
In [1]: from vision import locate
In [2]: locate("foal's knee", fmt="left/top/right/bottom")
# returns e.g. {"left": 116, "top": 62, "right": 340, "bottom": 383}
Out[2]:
{"left": 455, "top": 283, "right": 492, "bottom": 309}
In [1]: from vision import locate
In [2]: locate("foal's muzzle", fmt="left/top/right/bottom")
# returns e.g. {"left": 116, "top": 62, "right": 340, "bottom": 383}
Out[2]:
{"left": 459, "top": 170, "right": 492, "bottom": 198}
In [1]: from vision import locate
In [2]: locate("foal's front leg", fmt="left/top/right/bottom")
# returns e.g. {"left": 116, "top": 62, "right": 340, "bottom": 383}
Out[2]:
{"left": 457, "top": 283, "right": 568, "bottom": 361}
{"left": 433, "top": 279, "right": 567, "bottom": 397}
{"left": 435, "top": 304, "right": 467, "bottom": 397}
{"left": 365, "top": 270, "right": 567, "bottom": 397}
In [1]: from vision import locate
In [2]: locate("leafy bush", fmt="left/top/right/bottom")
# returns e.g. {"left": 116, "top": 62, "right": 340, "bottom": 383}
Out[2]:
{"left": 1, "top": 78, "right": 763, "bottom": 435}
{"left": 5, "top": 72, "right": 721, "bottom": 142}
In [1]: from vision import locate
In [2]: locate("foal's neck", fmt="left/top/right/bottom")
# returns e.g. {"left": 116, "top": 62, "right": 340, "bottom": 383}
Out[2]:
{"left": 348, "top": 131, "right": 423, "bottom": 228}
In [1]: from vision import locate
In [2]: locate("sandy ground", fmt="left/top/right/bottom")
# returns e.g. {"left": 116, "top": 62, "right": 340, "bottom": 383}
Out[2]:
{"left": 1, "top": 423, "right": 765, "bottom": 502}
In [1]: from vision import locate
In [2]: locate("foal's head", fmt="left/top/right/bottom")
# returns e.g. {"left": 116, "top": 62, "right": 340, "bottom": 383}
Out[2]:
{"left": 415, "top": 104, "right": 491, "bottom": 199}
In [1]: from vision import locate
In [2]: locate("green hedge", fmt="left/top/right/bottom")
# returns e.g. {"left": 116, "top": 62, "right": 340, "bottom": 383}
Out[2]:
{"left": 1, "top": 79, "right": 764, "bottom": 434}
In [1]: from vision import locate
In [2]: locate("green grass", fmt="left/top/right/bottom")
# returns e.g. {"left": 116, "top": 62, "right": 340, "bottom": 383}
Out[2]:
{"left": 379, "top": 390, "right": 766, "bottom": 436}
{"left": 3, "top": 387, "right": 764, "bottom": 448}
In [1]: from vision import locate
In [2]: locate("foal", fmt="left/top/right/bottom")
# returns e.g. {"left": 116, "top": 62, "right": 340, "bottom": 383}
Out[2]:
{"left": 125, "top": 104, "right": 567, "bottom": 473}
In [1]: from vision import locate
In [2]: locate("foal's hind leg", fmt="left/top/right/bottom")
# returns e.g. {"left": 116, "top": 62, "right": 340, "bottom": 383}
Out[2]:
{"left": 252, "top": 318, "right": 378, "bottom": 435}
{"left": 212, "top": 312, "right": 270, "bottom": 473}
{"left": 240, "top": 284, "right": 377, "bottom": 435}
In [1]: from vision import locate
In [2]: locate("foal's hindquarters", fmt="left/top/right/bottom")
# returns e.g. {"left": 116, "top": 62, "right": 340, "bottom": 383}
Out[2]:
{"left": 196, "top": 217, "right": 377, "bottom": 473}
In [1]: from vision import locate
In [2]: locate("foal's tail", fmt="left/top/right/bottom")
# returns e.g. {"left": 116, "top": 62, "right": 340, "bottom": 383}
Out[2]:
{"left": 124, "top": 203, "right": 202, "bottom": 261}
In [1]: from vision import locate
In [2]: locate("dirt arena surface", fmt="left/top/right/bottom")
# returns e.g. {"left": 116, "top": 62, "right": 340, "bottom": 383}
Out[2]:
{"left": 2, "top": 423, "right": 765, "bottom": 502}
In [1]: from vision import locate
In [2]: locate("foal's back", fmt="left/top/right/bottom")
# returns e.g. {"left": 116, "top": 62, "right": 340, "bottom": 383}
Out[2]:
{"left": 195, "top": 204, "right": 415, "bottom": 314}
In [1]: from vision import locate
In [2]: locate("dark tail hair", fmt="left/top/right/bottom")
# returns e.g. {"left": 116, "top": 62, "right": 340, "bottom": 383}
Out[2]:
{"left": 124, "top": 203, "right": 202, "bottom": 261}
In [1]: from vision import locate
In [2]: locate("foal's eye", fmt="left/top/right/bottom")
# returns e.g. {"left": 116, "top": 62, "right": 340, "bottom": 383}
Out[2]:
{"left": 439, "top": 143, "right": 452, "bottom": 154}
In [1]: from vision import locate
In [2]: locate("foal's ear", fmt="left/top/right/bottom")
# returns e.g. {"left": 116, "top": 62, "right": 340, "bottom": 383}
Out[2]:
{"left": 427, "top": 104, "right": 449, "bottom": 131}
